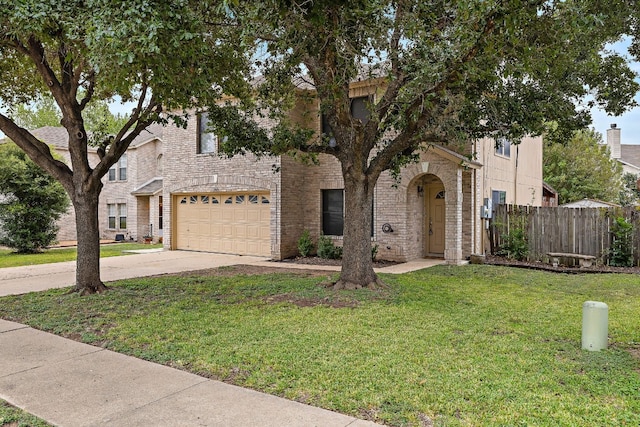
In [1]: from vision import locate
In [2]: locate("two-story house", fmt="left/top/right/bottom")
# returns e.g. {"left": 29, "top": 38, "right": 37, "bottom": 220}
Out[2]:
{"left": 102, "top": 124, "right": 164, "bottom": 243}
{"left": 162, "top": 82, "right": 543, "bottom": 263}
{"left": 29, "top": 125, "right": 164, "bottom": 243}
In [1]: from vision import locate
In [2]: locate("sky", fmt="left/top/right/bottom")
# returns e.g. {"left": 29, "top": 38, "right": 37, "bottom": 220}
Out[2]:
{"left": 592, "top": 107, "right": 640, "bottom": 145}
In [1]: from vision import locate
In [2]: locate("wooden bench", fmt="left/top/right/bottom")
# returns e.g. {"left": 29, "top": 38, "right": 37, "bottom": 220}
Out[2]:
{"left": 547, "top": 252, "right": 596, "bottom": 268}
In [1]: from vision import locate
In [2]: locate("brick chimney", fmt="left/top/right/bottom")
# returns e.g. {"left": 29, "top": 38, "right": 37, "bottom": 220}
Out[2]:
{"left": 607, "top": 123, "right": 621, "bottom": 159}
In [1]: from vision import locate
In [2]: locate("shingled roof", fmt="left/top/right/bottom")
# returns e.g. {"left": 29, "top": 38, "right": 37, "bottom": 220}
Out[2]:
{"left": 27, "top": 124, "right": 163, "bottom": 149}
{"left": 620, "top": 145, "right": 640, "bottom": 169}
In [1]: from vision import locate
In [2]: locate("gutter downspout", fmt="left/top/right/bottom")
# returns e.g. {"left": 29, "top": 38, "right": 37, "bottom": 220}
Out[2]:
{"left": 514, "top": 144, "right": 519, "bottom": 204}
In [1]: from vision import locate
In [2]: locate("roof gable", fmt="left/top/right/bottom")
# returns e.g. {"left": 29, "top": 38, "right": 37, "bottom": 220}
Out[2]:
{"left": 620, "top": 145, "right": 640, "bottom": 169}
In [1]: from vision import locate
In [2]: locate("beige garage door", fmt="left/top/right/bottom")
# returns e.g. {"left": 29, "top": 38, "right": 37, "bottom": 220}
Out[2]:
{"left": 174, "top": 192, "right": 271, "bottom": 256}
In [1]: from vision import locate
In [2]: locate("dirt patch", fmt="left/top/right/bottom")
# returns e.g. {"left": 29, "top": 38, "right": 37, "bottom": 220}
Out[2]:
{"left": 485, "top": 255, "right": 640, "bottom": 274}
{"left": 626, "top": 346, "right": 640, "bottom": 374}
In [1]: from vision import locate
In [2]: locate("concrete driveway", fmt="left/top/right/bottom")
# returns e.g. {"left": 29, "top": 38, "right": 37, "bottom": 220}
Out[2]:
{"left": 0, "top": 250, "right": 269, "bottom": 297}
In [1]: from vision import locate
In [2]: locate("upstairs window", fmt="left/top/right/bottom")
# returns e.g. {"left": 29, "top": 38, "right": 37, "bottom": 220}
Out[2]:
{"left": 197, "top": 112, "right": 218, "bottom": 154}
{"left": 321, "top": 95, "right": 373, "bottom": 142}
{"left": 118, "top": 154, "right": 127, "bottom": 180}
{"left": 108, "top": 154, "right": 127, "bottom": 181}
{"left": 350, "top": 96, "right": 371, "bottom": 124}
{"left": 495, "top": 138, "right": 511, "bottom": 157}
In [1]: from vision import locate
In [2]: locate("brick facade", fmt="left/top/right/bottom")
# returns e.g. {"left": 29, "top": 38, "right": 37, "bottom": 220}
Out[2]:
{"left": 161, "top": 92, "right": 543, "bottom": 263}
{"left": 30, "top": 94, "right": 542, "bottom": 263}
{"left": 100, "top": 135, "right": 163, "bottom": 242}
{"left": 162, "top": 110, "right": 285, "bottom": 257}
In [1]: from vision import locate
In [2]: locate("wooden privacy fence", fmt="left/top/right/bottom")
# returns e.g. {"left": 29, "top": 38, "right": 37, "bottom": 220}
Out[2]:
{"left": 490, "top": 205, "right": 640, "bottom": 265}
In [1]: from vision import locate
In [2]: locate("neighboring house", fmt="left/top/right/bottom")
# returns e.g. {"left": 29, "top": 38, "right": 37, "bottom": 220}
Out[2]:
{"left": 27, "top": 126, "right": 98, "bottom": 241}
{"left": 162, "top": 81, "right": 544, "bottom": 263}
{"left": 606, "top": 124, "right": 640, "bottom": 176}
{"left": 102, "top": 124, "right": 164, "bottom": 243}
{"left": 28, "top": 125, "right": 164, "bottom": 243}
{"left": 560, "top": 199, "right": 620, "bottom": 208}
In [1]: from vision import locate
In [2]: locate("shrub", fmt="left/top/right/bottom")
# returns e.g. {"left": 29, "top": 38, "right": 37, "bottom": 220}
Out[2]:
{"left": 297, "top": 230, "right": 314, "bottom": 257}
{"left": 371, "top": 244, "right": 379, "bottom": 261}
{"left": 0, "top": 143, "right": 69, "bottom": 253}
{"left": 317, "top": 234, "right": 342, "bottom": 259}
{"left": 608, "top": 216, "right": 634, "bottom": 267}
{"left": 497, "top": 227, "right": 528, "bottom": 261}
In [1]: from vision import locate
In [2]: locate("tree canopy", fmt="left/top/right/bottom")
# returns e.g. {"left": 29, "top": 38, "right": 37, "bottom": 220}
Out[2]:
{"left": 0, "top": 0, "right": 251, "bottom": 293}
{"left": 620, "top": 172, "right": 640, "bottom": 206}
{"left": 544, "top": 129, "right": 624, "bottom": 204}
{"left": 12, "top": 96, "right": 60, "bottom": 129}
{"left": 210, "top": 0, "right": 639, "bottom": 288}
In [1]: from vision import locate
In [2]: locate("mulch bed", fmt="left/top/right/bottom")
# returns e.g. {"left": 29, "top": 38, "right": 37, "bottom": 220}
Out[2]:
{"left": 484, "top": 255, "right": 640, "bottom": 274}
{"left": 275, "top": 256, "right": 400, "bottom": 268}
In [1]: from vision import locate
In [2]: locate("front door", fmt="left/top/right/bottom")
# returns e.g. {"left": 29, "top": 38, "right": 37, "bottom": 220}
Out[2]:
{"left": 426, "top": 186, "right": 445, "bottom": 255}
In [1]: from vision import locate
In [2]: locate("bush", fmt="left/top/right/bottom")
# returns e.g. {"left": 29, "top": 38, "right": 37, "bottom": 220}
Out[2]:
{"left": 371, "top": 244, "right": 379, "bottom": 261}
{"left": 297, "top": 230, "right": 314, "bottom": 257}
{"left": 497, "top": 227, "right": 528, "bottom": 261}
{"left": 0, "top": 143, "right": 69, "bottom": 253}
{"left": 317, "top": 234, "right": 342, "bottom": 259}
{"left": 608, "top": 216, "right": 634, "bottom": 267}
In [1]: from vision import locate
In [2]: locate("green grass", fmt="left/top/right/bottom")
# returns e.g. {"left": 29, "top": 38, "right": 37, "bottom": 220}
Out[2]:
{"left": 0, "top": 265, "right": 639, "bottom": 426}
{"left": 0, "top": 243, "right": 163, "bottom": 268}
{"left": 0, "top": 399, "right": 51, "bottom": 426}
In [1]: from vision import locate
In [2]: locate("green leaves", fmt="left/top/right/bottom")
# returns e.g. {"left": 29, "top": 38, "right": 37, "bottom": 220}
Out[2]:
{"left": 225, "top": 0, "right": 639, "bottom": 173}
{"left": 543, "top": 129, "right": 623, "bottom": 204}
{"left": 0, "top": 143, "right": 69, "bottom": 253}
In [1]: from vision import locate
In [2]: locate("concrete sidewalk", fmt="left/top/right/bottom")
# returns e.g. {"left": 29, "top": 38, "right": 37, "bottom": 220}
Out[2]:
{"left": 0, "top": 250, "right": 443, "bottom": 426}
{"left": 0, "top": 319, "right": 380, "bottom": 427}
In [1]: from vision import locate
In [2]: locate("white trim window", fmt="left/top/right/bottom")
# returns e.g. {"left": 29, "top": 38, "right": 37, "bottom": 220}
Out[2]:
{"left": 492, "top": 190, "right": 507, "bottom": 206}
{"left": 108, "top": 204, "right": 117, "bottom": 228}
{"left": 108, "top": 154, "right": 128, "bottom": 181}
{"left": 197, "top": 112, "right": 218, "bottom": 154}
{"left": 118, "top": 204, "right": 127, "bottom": 229}
{"left": 108, "top": 203, "right": 127, "bottom": 229}
{"left": 495, "top": 138, "right": 511, "bottom": 157}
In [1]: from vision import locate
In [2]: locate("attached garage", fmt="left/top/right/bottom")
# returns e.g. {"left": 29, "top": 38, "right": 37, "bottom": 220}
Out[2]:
{"left": 173, "top": 192, "right": 271, "bottom": 256}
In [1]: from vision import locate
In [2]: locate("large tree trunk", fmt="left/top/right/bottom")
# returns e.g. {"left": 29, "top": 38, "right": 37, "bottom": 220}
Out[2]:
{"left": 334, "top": 173, "right": 382, "bottom": 290}
{"left": 71, "top": 189, "right": 107, "bottom": 295}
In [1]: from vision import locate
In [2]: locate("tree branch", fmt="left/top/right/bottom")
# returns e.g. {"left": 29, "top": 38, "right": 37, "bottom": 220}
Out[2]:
{"left": 91, "top": 89, "right": 161, "bottom": 180}
{"left": 78, "top": 69, "right": 96, "bottom": 110}
{"left": 23, "top": 36, "right": 64, "bottom": 104}
{"left": 0, "top": 112, "right": 73, "bottom": 190}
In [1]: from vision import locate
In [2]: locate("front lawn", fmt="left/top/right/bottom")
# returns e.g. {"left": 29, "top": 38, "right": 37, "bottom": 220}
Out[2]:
{"left": 0, "top": 399, "right": 50, "bottom": 426}
{"left": 0, "top": 243, "right": 163, "bottom": 268}
{"left": 0, "top": 265, "right": 638, "bottom": 426}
